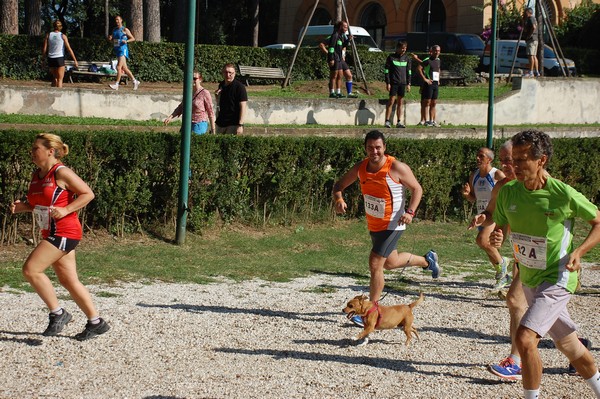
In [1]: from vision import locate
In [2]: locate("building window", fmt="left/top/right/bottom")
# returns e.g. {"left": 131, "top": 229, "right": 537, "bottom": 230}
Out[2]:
{"left": 414, "top": 0, "right": 446, "bottom": 32}
{"left": 360, "top": 2, "right": 386, "bottom": 48}
{"left": 310, "top": 8, "right": 332, "bottom": 25}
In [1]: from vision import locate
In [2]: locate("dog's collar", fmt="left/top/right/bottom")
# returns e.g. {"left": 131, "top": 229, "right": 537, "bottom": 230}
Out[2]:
{"left": 362, "top": 301, "right": 382, "bottom": 328}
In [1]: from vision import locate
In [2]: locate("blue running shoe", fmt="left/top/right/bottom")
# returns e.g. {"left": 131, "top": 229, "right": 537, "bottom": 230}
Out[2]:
{"left": 350, "top": 315, "right": 364, "bottom": 328}
{"left": 425, "top": 250, "right": 440, "bottom": 278}
{"left": 488, "top": 357, "right": 522, "bottom": 381}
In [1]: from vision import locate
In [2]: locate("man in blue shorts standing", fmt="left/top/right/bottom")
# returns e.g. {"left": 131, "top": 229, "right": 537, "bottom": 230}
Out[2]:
{"left": 490, "top": 130, "right": 600, "bottom": 399}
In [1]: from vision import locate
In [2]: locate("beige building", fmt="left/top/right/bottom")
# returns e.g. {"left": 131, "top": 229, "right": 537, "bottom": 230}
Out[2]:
{"left": 277, "top": 0, "right": 591, "bottom": 48}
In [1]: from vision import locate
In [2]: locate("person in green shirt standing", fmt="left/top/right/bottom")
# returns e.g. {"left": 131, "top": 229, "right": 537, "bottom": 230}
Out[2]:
{"left": 490, "top": 130, "right": 600, "bottom": 399}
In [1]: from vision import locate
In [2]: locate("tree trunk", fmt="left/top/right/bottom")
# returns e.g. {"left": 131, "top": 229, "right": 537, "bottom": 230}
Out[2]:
{"left": 105, "top": 0, "right": 110, "bottom": 37}
{"left": 251, "top": 0, "right": 259, "bottom": 47}
{"left": 0, "top": 0, "right": 19, "bottom": 34}
{"left": 144, "top": 0, "right": 161, "bottom": 42}
{"left": 130, "top": 0, "right": 143, "bottom": 41}
{"left": 335, "top": 0, "right": 342, "bottom": 22}
{"left": 25, "top": 0, "right": 42, "bottom": 36}
{"left": 171, "top": 0, "right": 186, "bottom": 42}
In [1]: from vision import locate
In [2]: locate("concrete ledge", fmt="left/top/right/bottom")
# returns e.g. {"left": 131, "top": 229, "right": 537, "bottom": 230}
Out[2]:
{"left": 1, "top": 78, "right": 599, "bottom": 126}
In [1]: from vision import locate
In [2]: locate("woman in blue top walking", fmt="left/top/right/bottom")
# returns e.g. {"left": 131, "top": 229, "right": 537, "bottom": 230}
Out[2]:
{"left": 107, "top": 15, "right": 140, "bottom": 91}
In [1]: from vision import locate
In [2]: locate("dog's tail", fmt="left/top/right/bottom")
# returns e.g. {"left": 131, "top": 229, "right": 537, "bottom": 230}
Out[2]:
{"left": 409, "top": 292, "right": 425, "bottom": 309}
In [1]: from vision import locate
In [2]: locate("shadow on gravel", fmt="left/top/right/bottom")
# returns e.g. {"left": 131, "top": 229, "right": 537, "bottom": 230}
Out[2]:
{"left": 214, "top": 347, "right": 477, "bottom": 374}
{"left": 0, "top": 330, "right": 43, "bottom": 346}
{"left": 144, "top": 396, "right": 185, "bottom": 399}
{"left": 421, "top": 326, "right": 511, "bottom": 344}
{"left": 137, "top": 302, "right": 338, "bottom": 323}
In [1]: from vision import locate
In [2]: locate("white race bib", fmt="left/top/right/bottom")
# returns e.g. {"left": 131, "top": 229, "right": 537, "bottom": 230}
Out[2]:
{"left": 510, "top": 233, "right": 547, "bottom": 270}
{"left": 432, "top": 71, "right": 440, "bottom": 82}
{"left": 364, "top": 195, "right": 385, "bottom": 218}
{"left": 33, "top": 205, "right": 50, "bottom": 230}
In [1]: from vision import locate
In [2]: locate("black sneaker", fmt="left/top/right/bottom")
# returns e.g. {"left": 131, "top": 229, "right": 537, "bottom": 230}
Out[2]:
{"left": 75, "top": 318, "right": 110, "bottom": 341}
{"left": 42, "top": 309, "right": 72, "bottom": 336}
{"left": 568, "top": 338, "right": 592, "bottom": 375}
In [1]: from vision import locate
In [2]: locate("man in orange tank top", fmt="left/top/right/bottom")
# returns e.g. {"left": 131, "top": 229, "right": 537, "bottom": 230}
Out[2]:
{"left": 333, "top": 130, "right": 440, "bottom": 327}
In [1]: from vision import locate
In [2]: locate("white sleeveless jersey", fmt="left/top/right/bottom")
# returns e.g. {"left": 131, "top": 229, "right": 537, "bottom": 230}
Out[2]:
{"left": 472, "top": 167, "right": 498, "bottom": 214}
{"left": 48, "top": 32, "right": 64, "bottom": 58}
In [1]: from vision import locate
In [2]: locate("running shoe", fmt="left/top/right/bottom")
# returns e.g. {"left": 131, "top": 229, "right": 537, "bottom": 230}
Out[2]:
{"left": 350, "top": 315, "right": 364, "bottom": 328}
{"left": 396, "top": 122, "right": 406, "bottom": 128}
{"left": 568, "top": 338, "right": 592, "bottom": 375}
{"left": 384, "top": 120, "right": 391, "bottom": 128}
{"left": 329, "top": 93, "right": 337, "bottom": 98}
{"left": 429, "top": 121, "right": 441, "bottom": 127}
{"left": 424, "top": 250, "right": 440, "bottom": 279}
{"left": 494, "top": 273, "right": 512, "bottom": 290}
{"left": 43, "top": 309, "right": 72, "bottom": 336}
{"left": 347, "top": 92, "right": 358, "bottom": 98}
{"left": 336, "top": 93, "right": 344, "bottom": 98}
{"left": 417, "top": 121, "right": 426, "bottom": 126}
{"left": 495, "top": 257, "right": 510, "bottom": 280}
{"left": 133, "top": 79, "right": 140, "bottom": 90}
{"left": 109, "top": 83, "right": 119, "bottom": 90}
{"left": 74, "top": 318, "right": 110, "bottom": 341}
{"left": 488, "top": 356, "right": 522, "bottom": 381}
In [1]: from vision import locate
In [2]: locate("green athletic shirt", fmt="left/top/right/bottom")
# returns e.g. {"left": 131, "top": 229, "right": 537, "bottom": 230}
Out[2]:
{"left": 494, "top": 177, "right": 598, "bottom": 293}
{"left": 384, "top": 53, "right": 412, "bottom": 85}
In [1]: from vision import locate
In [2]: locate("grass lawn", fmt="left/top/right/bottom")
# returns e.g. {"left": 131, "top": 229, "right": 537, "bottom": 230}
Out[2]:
{"left": 2, "top": 220, "right": 599, "bottom": 292}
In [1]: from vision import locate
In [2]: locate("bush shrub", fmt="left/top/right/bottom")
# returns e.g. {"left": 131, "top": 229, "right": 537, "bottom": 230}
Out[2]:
{"left": 2, "top": 130, "right": 599, "bottom": 244}
{"left": 0, "top": 34, "right": 481, "bottom": 83}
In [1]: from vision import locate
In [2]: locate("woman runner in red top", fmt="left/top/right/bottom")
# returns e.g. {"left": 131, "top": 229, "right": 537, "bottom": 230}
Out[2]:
{"left": 11, "top": 133, "right": 110, "bottom": 340}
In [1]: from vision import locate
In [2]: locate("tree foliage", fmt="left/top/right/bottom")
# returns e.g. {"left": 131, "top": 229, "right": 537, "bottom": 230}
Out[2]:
{"left": 555, "top": 0, "right": 600, "bottom": 48}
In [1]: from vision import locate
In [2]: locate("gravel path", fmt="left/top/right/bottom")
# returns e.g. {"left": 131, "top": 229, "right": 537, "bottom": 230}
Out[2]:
{"left": 1, "top": 265, "right": 599, "bottom": 399}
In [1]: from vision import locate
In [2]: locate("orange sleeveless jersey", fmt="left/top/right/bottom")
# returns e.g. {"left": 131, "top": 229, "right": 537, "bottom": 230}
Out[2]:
{"left": 358, "top": 155, "right": 406, "bottom": 232}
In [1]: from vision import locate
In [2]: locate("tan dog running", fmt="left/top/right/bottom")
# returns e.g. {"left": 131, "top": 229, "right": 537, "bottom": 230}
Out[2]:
{"left": 342, "top": 293, "right": 424, "bottom": 346}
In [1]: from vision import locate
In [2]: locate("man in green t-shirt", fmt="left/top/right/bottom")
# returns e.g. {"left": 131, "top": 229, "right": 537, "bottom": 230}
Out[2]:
{"left": 490, "top": 130, "right": 600, "bottom": 399}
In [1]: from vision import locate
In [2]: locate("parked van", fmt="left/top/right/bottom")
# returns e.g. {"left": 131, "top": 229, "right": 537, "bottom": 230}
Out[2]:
{"left": 298, "top": 25, "right": 381, "bottom": 52}
{"left": 481, "top": 40, "right": 576, "bottom": 76}
{"left": 383, "top": 32, "right": 485, "bottom": 56}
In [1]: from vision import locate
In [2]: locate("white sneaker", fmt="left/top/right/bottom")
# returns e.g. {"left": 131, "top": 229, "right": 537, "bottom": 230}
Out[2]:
{"left": 133, "top": 80, "right": 140, "bottom": 90}
{"left": 109, "top": 83, "right": 119, "bottom": 90}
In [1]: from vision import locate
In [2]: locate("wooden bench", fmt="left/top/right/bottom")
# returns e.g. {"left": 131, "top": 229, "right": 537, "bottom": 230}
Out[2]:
{"left": 65, "top": 60, "right": 127, "bottom": 84}
{"left": 238, "top": 65, "right": 286, "bottom": 86}
{"left": 440, "top": 70, "right": 467, "bottom": 86}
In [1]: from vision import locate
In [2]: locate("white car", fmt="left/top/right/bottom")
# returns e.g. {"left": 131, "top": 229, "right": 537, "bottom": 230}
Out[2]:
{"left": 263, "top": 43, "right": 297, "bottom": 50}
{"left": 481, "top": 40, "right": 576, "bottom": 76}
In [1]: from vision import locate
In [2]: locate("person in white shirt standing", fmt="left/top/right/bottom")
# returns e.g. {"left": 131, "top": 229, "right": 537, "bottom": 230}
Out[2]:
{"left": 42, "top": 20, "right": 78, "bottom": 88}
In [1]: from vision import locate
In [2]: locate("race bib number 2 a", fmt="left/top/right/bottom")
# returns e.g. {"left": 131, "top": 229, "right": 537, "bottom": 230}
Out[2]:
{"left": 364, "top": 194, "right": 385, "bottom": 218}
{"left": 510, "top": 233, "right": 547, "bottom": 270}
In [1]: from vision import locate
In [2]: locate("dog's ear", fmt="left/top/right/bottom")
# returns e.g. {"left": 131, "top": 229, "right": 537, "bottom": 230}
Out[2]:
{"left": 359, "top": 294, "right": 368, "bottom": 302}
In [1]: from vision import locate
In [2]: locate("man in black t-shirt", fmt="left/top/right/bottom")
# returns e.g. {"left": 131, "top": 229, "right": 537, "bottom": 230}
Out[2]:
{"left": 523, "top": 8, "right": 539, "bottom": 78}
{"left": 416, "top": 45, "right": 442, "bottom": 127}
{"left": 215, "top": 63, "right": 248, "bottom": 135}
{"left": 384, "top": 41, "right": 412, "bottom": 128}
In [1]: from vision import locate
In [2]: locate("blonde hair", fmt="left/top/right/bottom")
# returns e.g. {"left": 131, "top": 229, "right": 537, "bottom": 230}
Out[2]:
{"left": 36, "top": 133, "right": 69, "bottom": 159}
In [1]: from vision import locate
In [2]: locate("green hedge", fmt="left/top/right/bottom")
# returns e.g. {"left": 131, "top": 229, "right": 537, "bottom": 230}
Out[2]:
{"left": 2, "top": 130, "right": 599, "bottom": 243}
{"left": 0, "top": 34, "right": 480, "bottom": 84}
{"left": 562, "top": 47, "right": 600, "bottom": 76}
